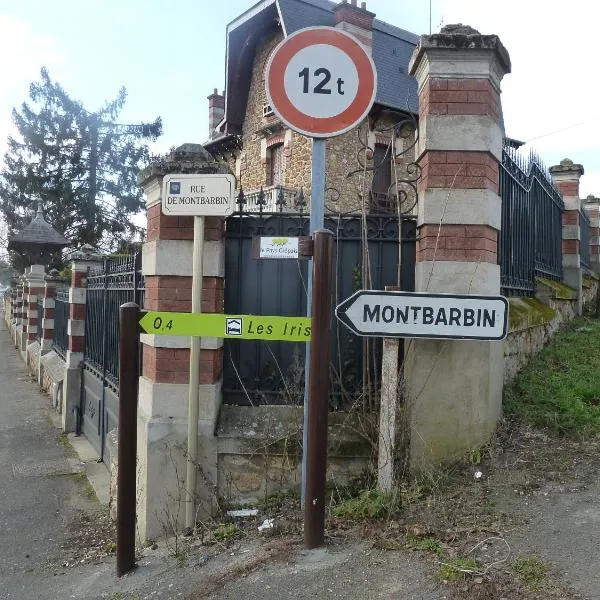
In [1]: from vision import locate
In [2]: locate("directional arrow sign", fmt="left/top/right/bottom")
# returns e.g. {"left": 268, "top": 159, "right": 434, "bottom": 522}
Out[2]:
{"left": 335, "top": 290, "right": 508, "bottom": 341}
{"left": 139, "top": 311, "right": 311, "bottom": 342}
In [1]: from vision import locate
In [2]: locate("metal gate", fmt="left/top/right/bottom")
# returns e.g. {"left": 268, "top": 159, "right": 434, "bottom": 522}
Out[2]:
{"left": 223, "top": 210, "right": 416, "bottom": 408}
{"left": 80, "top": 254, "right": 144, "bottom": 460}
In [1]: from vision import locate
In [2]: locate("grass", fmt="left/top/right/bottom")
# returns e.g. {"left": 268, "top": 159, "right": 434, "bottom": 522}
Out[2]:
{"left": 213, "top": 523, "right": 239, "bottom": 542}
{"left": 504, "top": 317, "right": 600, "bottom": 439}
{"left": 331, "top": 489, "right": 401, "bottom": 519}
{"left": 434, "top": 558, "right": 479, "bottom": 582}
{"left": 511, "top": 554, "right": 549, "bottom": 590}
{"left": 404, "top": 534, "right": 443, "bottom": 555}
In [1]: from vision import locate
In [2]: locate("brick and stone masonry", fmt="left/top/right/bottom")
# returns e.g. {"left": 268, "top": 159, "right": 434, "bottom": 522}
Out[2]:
{"left": 25, "top": 265, "right": 45, "bottom": 348}
{"left": 550, "top": 159, "right": 584, "bottom": 315}
{"left": 62, "top": 248, "right": 104, "bottom": 433}
{"left": 405, "top": 24, "right": 511, "bottom": 468}
{"left": 583, "top": 194, "right": 600, "bottom": 274}
{"left": 136, "top": 144, "right": 231, "bottom": 541}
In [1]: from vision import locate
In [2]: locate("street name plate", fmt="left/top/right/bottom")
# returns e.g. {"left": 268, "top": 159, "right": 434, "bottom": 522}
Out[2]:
{"left": 161, "top": 173, "right": 236, "bottom": 216}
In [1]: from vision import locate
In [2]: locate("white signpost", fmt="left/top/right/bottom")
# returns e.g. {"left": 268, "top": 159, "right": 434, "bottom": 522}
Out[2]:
{"left": 161, "top": 172, "right": 235, "bottom": 530}
{"left": 265, "top": 27, "right": 377, "bottom": 538}
{"left": 336, "top": 290, "right": 509, "bottom": 341}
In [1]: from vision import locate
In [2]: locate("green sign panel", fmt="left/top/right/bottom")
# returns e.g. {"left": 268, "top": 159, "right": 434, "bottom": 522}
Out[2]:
{"left": 139, "top": 311, "right": 311, "bottom": 342}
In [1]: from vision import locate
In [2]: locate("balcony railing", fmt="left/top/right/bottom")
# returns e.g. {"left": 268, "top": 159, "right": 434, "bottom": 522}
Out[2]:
{"left": 239, "top": 185, "right": 304, "bottom": 213}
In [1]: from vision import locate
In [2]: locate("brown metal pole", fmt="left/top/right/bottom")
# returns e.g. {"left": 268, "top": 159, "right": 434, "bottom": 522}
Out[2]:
{"left": 117, "top": 302, "right": 140, "bottom": 576}
{"left": 304, "top": 229, "right": 334, "bottom": 549}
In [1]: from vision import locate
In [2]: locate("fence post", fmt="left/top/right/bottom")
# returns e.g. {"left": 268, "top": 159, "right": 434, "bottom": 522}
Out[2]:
{"left": 136, "top": 144, "right": 231, "bottom": 541}
{"left": 405, "top": 25, "right": 511, "bottom": 469}
{"left": 23, "top": 265, "right": 46, "bottom": 370}
{"left": 38, "top": 270, "right": 63, "bottom": 384}
{"left": 62, "top": 246, "right": 104, "bottom": 433}
{"left": 583, "top": 195, "right": 600, "bottom": 275}
{"left": 549, "top": 159, "right": 584, "bottom": 315}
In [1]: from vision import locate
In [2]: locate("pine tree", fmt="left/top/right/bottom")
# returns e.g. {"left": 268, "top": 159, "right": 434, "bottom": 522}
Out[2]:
{"left": 0, "top": 67, "right": 162, "bottom": 252}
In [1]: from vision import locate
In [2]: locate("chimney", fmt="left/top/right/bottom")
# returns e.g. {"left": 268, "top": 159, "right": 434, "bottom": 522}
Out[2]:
{"left": 333, "top": 0, "right": 376, "bottom": 51}
{"left": 207, "top": 88, "right": 225, "bottom": 140}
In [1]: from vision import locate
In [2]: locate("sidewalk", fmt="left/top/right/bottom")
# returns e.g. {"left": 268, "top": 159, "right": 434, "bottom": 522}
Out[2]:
{"left": 0, "top": 312, "right": 444, "bottom": 600}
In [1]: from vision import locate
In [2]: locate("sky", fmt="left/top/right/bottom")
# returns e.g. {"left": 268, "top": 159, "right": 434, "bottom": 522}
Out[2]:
{"left": 0, "top": 0, "right": 599, "bottom": 197}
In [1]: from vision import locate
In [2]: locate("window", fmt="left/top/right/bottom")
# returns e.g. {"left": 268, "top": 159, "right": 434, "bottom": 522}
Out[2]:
{"left": 371, "top": 143, "right": 392, "bottom": 209}
{"left": 269, "top": 143, "right": 285, "bottom": 186}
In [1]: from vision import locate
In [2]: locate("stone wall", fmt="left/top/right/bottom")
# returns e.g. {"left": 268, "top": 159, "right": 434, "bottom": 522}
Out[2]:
{"left": 504, "top": 276, "right": 599, "bottom": 383}
{"left": 216, "top": 405, "right": 370, "bottom": 504}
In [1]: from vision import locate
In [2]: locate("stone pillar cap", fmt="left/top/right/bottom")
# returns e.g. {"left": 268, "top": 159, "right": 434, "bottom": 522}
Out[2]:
{"left": 549, "top": 158, "right": 584, "bottom": 177}
{"left": 71, "top": 244, "right": 104, "bottom": 261}
{"left": 409, "top": 23, "right": 511, "bottom": 77}
{"left": 138, "top": 142, "right": 232, "bottom": 188}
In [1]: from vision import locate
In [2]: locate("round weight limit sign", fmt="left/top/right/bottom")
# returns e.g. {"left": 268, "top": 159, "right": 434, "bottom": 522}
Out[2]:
{"left": 266, "top": 27, "right": 377, "bottom": 138}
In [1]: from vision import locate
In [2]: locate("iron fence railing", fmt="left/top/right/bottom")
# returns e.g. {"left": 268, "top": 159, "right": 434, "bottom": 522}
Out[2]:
{"left": 241, "top": 185, "right": 303, "bottom": 213}
{"left": 580, "top": 209, "right": 591, "bottom": 271}
{"left": 53, "top": 288, "right": 69, "bottom": 359}
{"left": 84, "top": 254, "right": 144, "bottom": 387}
{"left": 499, "top": 145, "right": 564, "bottom": 296}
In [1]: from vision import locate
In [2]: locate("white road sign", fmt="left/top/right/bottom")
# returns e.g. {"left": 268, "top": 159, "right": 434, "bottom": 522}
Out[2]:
{"left": 162, "top": 173, "right": 236, "bottom": 216}
{"left": 265, "top": 27, "right": 377, "bottom": 138}
{"left": 335, "top": 290, "right": 509, "bottom": 341}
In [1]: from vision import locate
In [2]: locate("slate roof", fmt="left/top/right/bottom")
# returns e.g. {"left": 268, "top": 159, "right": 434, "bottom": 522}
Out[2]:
{"left": 8, "top": 205, "right": 69, "bottom": 250}
{"left": 222, "top": 0, "right": 419, "bottom": 133}
{"left": 278, "top": 0, "right": 419, "bottom": 112}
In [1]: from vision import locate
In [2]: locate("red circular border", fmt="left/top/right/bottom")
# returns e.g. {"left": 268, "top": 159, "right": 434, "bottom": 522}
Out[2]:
{"left": 266, "top": 28, "right": 376, "bottom": 137}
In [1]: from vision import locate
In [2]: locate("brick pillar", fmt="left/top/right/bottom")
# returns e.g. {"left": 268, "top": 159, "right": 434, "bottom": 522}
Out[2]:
{"left": 17, "top": 276, "right": 30, "bottom": 353}
{"left": 584, "top": 195, "right": 600, "bottom": 274}
{"left": 25, "top": 264, "right": 45, "bottom": 343}
{"left": 405, "top": 25, "right": 511, "bottom": 469}
{"left": 136, "top": 143, "right": 231, "bottom": 541}
{"left": 550, "top": 159, "right": 584, "bottom": 314}
{"left": 62, "top": 248, "right": 104, "bottom": 432}
{"left": 37, "top": 270, "right": 64, "bottom": 384}
{"left": 40, "top": 272, "right": 60, "bottom": 354}
{"left": 12, "top": 282, "right": 23, "bottom": 347}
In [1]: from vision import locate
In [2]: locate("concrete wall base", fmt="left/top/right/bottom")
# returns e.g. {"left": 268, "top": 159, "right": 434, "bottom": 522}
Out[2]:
{"left": 62, "top": 367, "right": 81, "bottom": 433}
{"left": 405, "top": 339, "right": 504, "bottom": 471}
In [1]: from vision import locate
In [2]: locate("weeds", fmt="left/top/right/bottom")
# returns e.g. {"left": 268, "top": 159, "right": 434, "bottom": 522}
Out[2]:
{"left": 511, "top": 554, "right": 549, "bottom": 590}
{"left": 505, "top": 317, "right": 600, "bottom": 438}
{"left": 212, "top": 523, "right": 239, "bottom": 542}
{"left": 331, "top": 489, "right": 401, "bottom": 519}
{"left": 434, "top": 558, "right": 479, "bottom": 582}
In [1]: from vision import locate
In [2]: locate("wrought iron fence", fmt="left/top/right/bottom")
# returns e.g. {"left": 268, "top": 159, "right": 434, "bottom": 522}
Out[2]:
{"left": 499, "top": 145, "right": 564, "bottom": 296}
{"left": 53, "top": 288, "right": 69, "bottom": 359}
{"left": 84, "top": 254, "right": 144, "bottom": 387}
{"left": 580, "top": 209, "right": 591, "bottom": 271}
{"left": 223, "top": 206, "right": 416, "bottom": 408}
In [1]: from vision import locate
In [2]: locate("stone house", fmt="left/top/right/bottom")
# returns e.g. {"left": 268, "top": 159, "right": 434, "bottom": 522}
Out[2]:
{"left": 204, "top": 0, "right": 420, "bottom": 214}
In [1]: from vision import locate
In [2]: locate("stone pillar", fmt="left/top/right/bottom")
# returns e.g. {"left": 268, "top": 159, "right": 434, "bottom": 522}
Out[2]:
{"left": 584, "top": 195, "right": 600, "bottom": 274}
{"left": 550, "top": 159, "right": 584, "bottom": 314}
{"left": 405, "top": 25, "right": 511, "bottom": 469}
{"left": 17, "top": 276, "right": 29, "bottom": 353}
{"left": 12, "top": 284, "right": 22, "bottom": 345}
{"left": 62, "top": 247, "right": 104, "bottom": 432}
{"left": 25, "top": 264, "right": 45, "bottom": 344}
{"left": 136, "top": 144, "right": 230, "bottom": 541}
{"left": 40, "top": 271, "right": 59, "bottom": 354}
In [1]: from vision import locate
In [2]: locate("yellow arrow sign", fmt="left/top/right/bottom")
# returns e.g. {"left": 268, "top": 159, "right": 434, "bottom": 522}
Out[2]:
{"left": 139, "top": 311, "right": 311, "bottom": 342}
